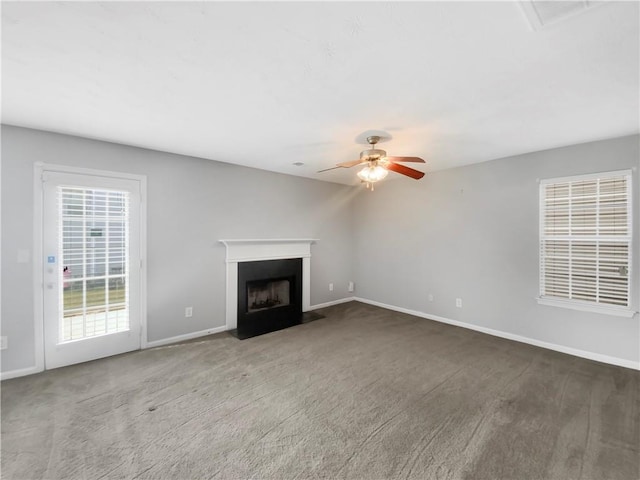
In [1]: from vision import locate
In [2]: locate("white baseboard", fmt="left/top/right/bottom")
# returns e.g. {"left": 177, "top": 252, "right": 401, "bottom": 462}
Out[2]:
{"left": 1, "top": 365, "right": 44, "bottom": 381}
{"left": 309, "top": 297, "right": 355, "bottom": 310}
{"left": 7, "top": 298, "right": 634, "bottom": 379}
{"left": 145, "top": 326, "right": 227, "bottom": 348}
{"left": 1, "top": 326, "right": 229, "bottom": 379}
{"left": 354, "top": 297, "right": 640, "bottom": 371}
{"left": 146, "top": 299, "right": 355, "bottom": 349}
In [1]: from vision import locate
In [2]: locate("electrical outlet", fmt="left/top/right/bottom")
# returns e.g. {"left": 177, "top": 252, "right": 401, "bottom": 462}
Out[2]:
{"left": 348, "top": 281, "right": 354, "bottom": 292}
{"left": 329, "top": 283, "right": 334, "bottom": 292}
{"left": 428, "top": 294, "right": 434, "bottom": 302}
{"left": 456, "top": 298, "right": 462, "bottom": 308}
{"left": 0, "top": 336, "right": 7, "bottom": 350}
{"left": 185, "top": 307, "right": 193, "bottom": 318}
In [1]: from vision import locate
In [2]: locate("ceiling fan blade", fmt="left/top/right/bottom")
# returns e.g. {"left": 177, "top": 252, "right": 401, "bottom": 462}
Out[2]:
{"left": 317, "top": 166, "right": 342, "bottom": 173}
{"left": 318, "top": 158, "right": 365, "bottom": 173}
{"left": 336, "top": 159, "right": 366, "bottom": 168}
{"left": 386, "top": 156, "right": 425, "bottom": 163}
{"left": 385, "top": 162, "right": 425, "bottom": 180}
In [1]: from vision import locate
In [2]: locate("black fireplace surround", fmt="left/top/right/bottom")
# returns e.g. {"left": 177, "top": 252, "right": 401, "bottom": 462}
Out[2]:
{"left": 236, "top": 258, "right": 302, "bottom": 339}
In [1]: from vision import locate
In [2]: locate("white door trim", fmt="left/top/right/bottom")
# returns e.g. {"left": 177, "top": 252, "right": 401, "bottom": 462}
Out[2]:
{"left": 33, "top": 162, "right": 148, "bottom": 372}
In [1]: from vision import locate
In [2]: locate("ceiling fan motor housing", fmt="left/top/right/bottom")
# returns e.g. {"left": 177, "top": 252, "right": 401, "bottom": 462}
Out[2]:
{"left": 360, "top": 148, "right": 386, "bottom": 161}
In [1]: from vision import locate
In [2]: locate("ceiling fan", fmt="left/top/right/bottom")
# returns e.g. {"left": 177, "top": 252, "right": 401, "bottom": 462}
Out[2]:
{"left": 318, "top": 136, "right": 425, "bottom": 190}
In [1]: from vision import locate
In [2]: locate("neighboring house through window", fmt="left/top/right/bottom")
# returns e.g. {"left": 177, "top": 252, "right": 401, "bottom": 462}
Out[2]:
{"left": 538, "top": 170, "right": 634, "bottom": 317}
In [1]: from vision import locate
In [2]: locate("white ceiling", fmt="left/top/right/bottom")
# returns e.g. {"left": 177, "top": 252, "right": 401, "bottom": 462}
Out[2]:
{"left": 2, "top": 1, "right": 638, "bottom": 185}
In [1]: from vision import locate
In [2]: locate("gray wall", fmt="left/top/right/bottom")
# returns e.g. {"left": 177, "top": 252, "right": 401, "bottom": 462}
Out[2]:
{"left": 1, "top": 125, "right": 356, "bottom": 372}
{"left": 3, "top": 126, "right": 638, "bottom": 374}
{"left": 353, "top": 134, "right": 640, "bottom": 364}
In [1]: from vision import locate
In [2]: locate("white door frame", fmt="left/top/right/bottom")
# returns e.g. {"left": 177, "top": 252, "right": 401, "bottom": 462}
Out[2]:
{"left": 33, "top": 162, "right": 148, "bottom": 372}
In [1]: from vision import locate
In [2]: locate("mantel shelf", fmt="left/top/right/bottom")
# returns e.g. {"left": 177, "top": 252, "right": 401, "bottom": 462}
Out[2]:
{"left": 219, "top": 238, "right": 317, "bottom": 246}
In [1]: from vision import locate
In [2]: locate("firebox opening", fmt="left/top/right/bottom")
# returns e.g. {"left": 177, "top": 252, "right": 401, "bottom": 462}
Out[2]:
{"left": 236, "top": 257, "right": 302, "bottom": 339}
{"left": 247, "top": 278, "right": 291, "bottom": 313}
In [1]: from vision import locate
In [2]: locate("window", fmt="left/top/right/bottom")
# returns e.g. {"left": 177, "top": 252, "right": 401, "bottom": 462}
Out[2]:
{"left": 538, "top": 170, "right": 634, "bottom": 317}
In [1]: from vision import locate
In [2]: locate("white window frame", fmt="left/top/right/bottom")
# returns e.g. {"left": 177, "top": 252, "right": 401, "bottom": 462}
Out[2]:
{"left": 537, "top": 169, "right": 636, "bottom": 318}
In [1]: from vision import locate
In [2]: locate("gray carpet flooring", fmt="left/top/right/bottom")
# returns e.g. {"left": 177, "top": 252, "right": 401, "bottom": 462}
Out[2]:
{"left": 2, "top": 301, "right": 639, "bottom": 480}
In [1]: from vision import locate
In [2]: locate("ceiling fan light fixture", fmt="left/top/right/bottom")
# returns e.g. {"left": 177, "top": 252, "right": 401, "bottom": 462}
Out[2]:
{"left": 357, "top": 164, "right": 388, "bottom": 183}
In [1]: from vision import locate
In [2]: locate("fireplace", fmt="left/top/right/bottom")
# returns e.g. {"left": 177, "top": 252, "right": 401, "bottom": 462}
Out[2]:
{"left": 219, "top": 238, "right": 315, "bottom": 333}
{"left": 236, "top": 258, "right": 302, "bottom": 339}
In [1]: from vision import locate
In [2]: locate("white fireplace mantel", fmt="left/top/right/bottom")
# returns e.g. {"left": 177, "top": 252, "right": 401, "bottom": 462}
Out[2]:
{"left": 219, "top": 239, "right": 317, "bottom": 330}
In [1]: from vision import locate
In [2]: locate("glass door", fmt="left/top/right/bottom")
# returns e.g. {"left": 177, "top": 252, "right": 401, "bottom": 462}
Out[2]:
{"left": 42, "top": 171, "right": 142, "bottom": 369}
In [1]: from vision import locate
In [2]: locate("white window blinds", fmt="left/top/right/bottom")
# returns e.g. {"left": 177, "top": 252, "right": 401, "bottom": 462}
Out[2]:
{"left": 540, "top": 171, "right": 632, "bottom": 309}
{"left": 59, "top": 187, "right": 130, "bottom": 342}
